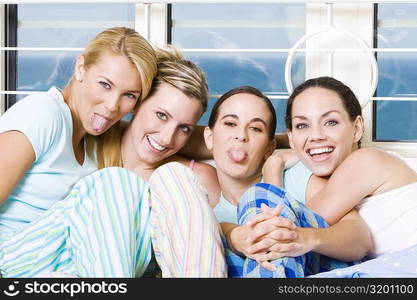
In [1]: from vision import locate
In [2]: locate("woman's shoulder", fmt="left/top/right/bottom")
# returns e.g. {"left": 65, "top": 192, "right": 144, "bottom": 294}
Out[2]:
{"left": 14, "top": 87, "right": 67, "bottom": 121}
{"left": 347, "top": 147, "right": 395, "bottom": 166}
{"left": 341, "top": 147, "right": 411, "bottom": 185}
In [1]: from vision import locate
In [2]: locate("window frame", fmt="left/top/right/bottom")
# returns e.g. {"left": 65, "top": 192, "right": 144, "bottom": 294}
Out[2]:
{"left": 1, "top": 1, "right": 417, "bottom": 157}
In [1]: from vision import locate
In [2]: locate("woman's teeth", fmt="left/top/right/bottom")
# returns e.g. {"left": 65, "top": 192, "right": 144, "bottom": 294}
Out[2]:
{"left": 146, "top": 135, "right": 166, "bottom": 151}
{"left": 308, "top": 147, "right": 334, "bottom": 156}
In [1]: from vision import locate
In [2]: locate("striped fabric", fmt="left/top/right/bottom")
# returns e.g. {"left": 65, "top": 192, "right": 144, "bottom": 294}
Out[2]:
{"left": 0, "top": 167, "right": 151, "bottom": 277}
{"left": 0, "top": 163, "right": 227, "bottom": 278}
{"left": 226, "top": 183, "right": 355, "bottom": 278}
{"left": 148, "top": 162, "right": 227, "bottom": 277}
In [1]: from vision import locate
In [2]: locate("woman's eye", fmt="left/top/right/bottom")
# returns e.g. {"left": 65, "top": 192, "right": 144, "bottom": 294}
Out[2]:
{"left": 156, "top": 112, "right": 167, "bottom": 120}
{"left": 325, "top": 120, "right": 338, "bottom": 126}
{"left": 99, "top": 81, "right": 111, "bottom": 89}
{"left": 295, "top": 123, "right": 307, "bottom": 130}
{"left": 224, "top": 121, "right": 236, "bottom": 127}
{"left": 180, "top": 126, "right": 191, "bottom": 133}
{"left": 125, "top": 93, "right": 138, "bottom": 100}
{"left": 250, "top": 127, "right": 262, "bottom": 133}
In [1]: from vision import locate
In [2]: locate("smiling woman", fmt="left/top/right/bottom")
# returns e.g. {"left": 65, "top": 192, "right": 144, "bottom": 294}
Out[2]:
{"left": 283, "top": 77, "right": 417, "bottom": 253}
{"left": 122, "top": 82, "right": 203, "bottom": 179}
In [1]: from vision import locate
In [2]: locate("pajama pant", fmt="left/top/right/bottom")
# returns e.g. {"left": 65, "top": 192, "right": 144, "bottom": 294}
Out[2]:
{"left": 225, "top": 182, "right": 355, "bottom": 278}
{"left": 0, "top": 162, "right": 226, "bottom": 278}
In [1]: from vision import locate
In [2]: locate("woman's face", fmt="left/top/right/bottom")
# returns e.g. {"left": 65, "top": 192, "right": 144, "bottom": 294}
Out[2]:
{"left": 204, "top": 93, "right": 275, "bottom": 181}
{"left": 123, "top": 82, "right": 203, "bottom": 167}
{"left": 287, "top": 87, "right": 363, "bottom": 177}
{"left": 74, "top": 52, "right": 142, "bottom": 136}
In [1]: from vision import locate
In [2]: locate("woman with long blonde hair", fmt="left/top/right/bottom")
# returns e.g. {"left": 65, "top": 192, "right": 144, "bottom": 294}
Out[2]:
{"left": 0, "top": 27, "right": 157, "bottom": 277}
{"left": 88, "top": 47, "right": 226, "bottom": 277}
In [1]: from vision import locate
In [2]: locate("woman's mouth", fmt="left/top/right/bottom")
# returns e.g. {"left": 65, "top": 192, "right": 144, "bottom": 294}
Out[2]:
{"left": 92, "top": 113, "right": 110, "bottom": 133}
{"left": 307, "top": 146, "right": 334, "bottom": 162}
{"left": 146, "top": 135, "right": 167, "bottom": 152}
{"left": 227, "top": 149, "right": 247, "bottom": 163}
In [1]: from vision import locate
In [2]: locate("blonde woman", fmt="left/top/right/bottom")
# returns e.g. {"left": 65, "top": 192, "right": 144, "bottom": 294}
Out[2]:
{"left": 89, "top": 48, "right": 226, "bottom": 277}
{"left": 0, "top": 27, "right": 157, "bottom": 277}
{"left": 97, "top": 48, "right": 220, "bottom": 201}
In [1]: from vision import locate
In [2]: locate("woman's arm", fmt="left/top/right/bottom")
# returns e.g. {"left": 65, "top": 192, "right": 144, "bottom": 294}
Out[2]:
{"left": 307, "top": 148, "right": 404, "bottom": 225}
{"left": 262, "top": 149, "right": 299, "bottom": 187}
{"left": 304, "top": 209, "right": 373, "bottom": 261}
{"left": 247, "top": 209, "right": 373, "bottom": 263}
{"left": 192, "top": 161, "right": 221, "bottom": 207}
{"left": 0, "top": 131, "right": 35, "bottom": 204}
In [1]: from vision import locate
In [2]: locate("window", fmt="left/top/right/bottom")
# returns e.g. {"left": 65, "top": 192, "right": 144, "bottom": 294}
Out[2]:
{"left": 2, "top": 1, "right": 417, "bottom": 156}
{"left": 6, "top": 3, "right": 135, "bottom": 106}
{"left": 375, "top": 3, "right": 417, "bottom": 141}
{"left": 170, "top": 3, "right": 306, "bottom": 132}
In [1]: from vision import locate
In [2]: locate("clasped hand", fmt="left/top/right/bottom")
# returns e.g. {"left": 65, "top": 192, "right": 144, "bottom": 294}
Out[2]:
{"left": 233, "top": 204, "right": 304, "bottom": 271}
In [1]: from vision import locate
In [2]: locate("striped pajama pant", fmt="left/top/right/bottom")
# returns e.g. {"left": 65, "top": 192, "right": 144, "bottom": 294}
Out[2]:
{"left": 225, "top": 183, "right": 355, "bottom": 278}
{"left": 0, "top": 162, "right": 226, "bottom": 278}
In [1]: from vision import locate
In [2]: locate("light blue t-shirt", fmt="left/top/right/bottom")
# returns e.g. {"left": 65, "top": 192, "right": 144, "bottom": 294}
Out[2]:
{"left": 0, "top": 87, "right": 96, "bottom": 232}
{"left": 213, "top": 193, "right": 238, "bottom": 224}
{"left": 283, "top": 161, "right": 313, "bottom": 205}
{"left": 213, "top": 161, "right": 312, "bottom": 223}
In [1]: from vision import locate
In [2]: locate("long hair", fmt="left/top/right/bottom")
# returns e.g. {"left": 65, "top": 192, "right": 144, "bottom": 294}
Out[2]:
{"left": 83, "top": 27, "right": 158, "bottom": 167}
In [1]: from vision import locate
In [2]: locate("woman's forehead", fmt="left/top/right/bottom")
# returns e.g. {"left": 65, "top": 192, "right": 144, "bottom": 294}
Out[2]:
{"left": 218, "top": 93, "right": 271, "bottom": 118}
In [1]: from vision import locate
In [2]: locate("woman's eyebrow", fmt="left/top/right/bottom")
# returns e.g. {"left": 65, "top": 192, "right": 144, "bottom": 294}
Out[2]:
{"left": 292, "top": 110, "right": 342, "bottom": 120}
{"left": 250, "top": 117, "right": 267, "bottom": 127}
{"left": 220, "top": 114, "right": 238, "bottom": 120}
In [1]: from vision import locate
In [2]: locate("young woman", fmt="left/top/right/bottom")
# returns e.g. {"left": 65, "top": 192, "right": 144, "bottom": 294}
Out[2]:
{"left": 261, "top": 76, "right": 417, "bottom": 277}
{"left": 203, "top": 85, "right": 372, "bottom": 278}
{"left": 0, "top": 27, "right": 158, "bottom": 277}
{"left": 95, "top": 48, "right": 225, "bottom": 277}
{"left": 97, "top": 48, "right": 220, "bottom": 204}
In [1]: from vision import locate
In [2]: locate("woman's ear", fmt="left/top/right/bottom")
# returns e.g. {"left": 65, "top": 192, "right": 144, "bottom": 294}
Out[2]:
{"left": 203, "top": 127, "right": 213, "bottom": 150}
{"left": 353, "top": 115, "right": 364, "bottom": 143}
{"left": 287, "top": 130, "right": 295, "bottom": 149}
{"left": 74, "top": 55, "right": 86, "bottom": 82}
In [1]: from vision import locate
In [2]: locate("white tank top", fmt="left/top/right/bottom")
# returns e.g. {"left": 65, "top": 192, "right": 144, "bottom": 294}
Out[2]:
{"left": 357, "top": 181, "right": 417, "bottom": 257}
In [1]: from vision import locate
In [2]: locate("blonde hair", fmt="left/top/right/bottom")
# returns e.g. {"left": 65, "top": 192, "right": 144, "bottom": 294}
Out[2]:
{"left": 82, "top": 27, "right": 157, "bottom": 102}
{"left": 84, "top": 27, "right": 157, "bottom": 166}
{"left": 96, "top": 46, "right": 209, "bottom": 168}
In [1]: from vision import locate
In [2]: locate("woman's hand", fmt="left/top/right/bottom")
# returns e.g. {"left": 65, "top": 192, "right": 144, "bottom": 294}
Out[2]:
{"left": 228, "top": 204, "right": 299, "bottom": 271}
{"left": 244, "top": 204, "right": 303, "bottom": 270}
{"left": 262, "top": 149, "right": 299, "bottom": 186}
{"left": 250, "top": 226, "right": 317, "bottom": 268}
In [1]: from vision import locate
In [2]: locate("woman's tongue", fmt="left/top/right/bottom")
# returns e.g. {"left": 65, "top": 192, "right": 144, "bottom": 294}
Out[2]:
{"left": 228, "top": 149, "right": 247, "bottom": 163}
{"left": 92, "top": 113, "right": 110, "bottom": 133}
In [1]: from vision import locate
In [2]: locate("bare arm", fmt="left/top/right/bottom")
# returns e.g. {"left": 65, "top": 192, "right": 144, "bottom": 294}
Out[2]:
{"left": 293, "top": 210, "right": 373, "bottom": 261}
{"left": 262, "top": 149, "right": 299, "bottom": 187}
{"left": 247, "top": 209, "right": 373, "bottom": 262}
{"left": 307, "top": 148, "right": 401, "bottom": 225}
{"left": 192, "top": 161, "right": 221, "bottom": 207}
{"left": 0, "top": 131, "right": 35, "bottom": 204}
